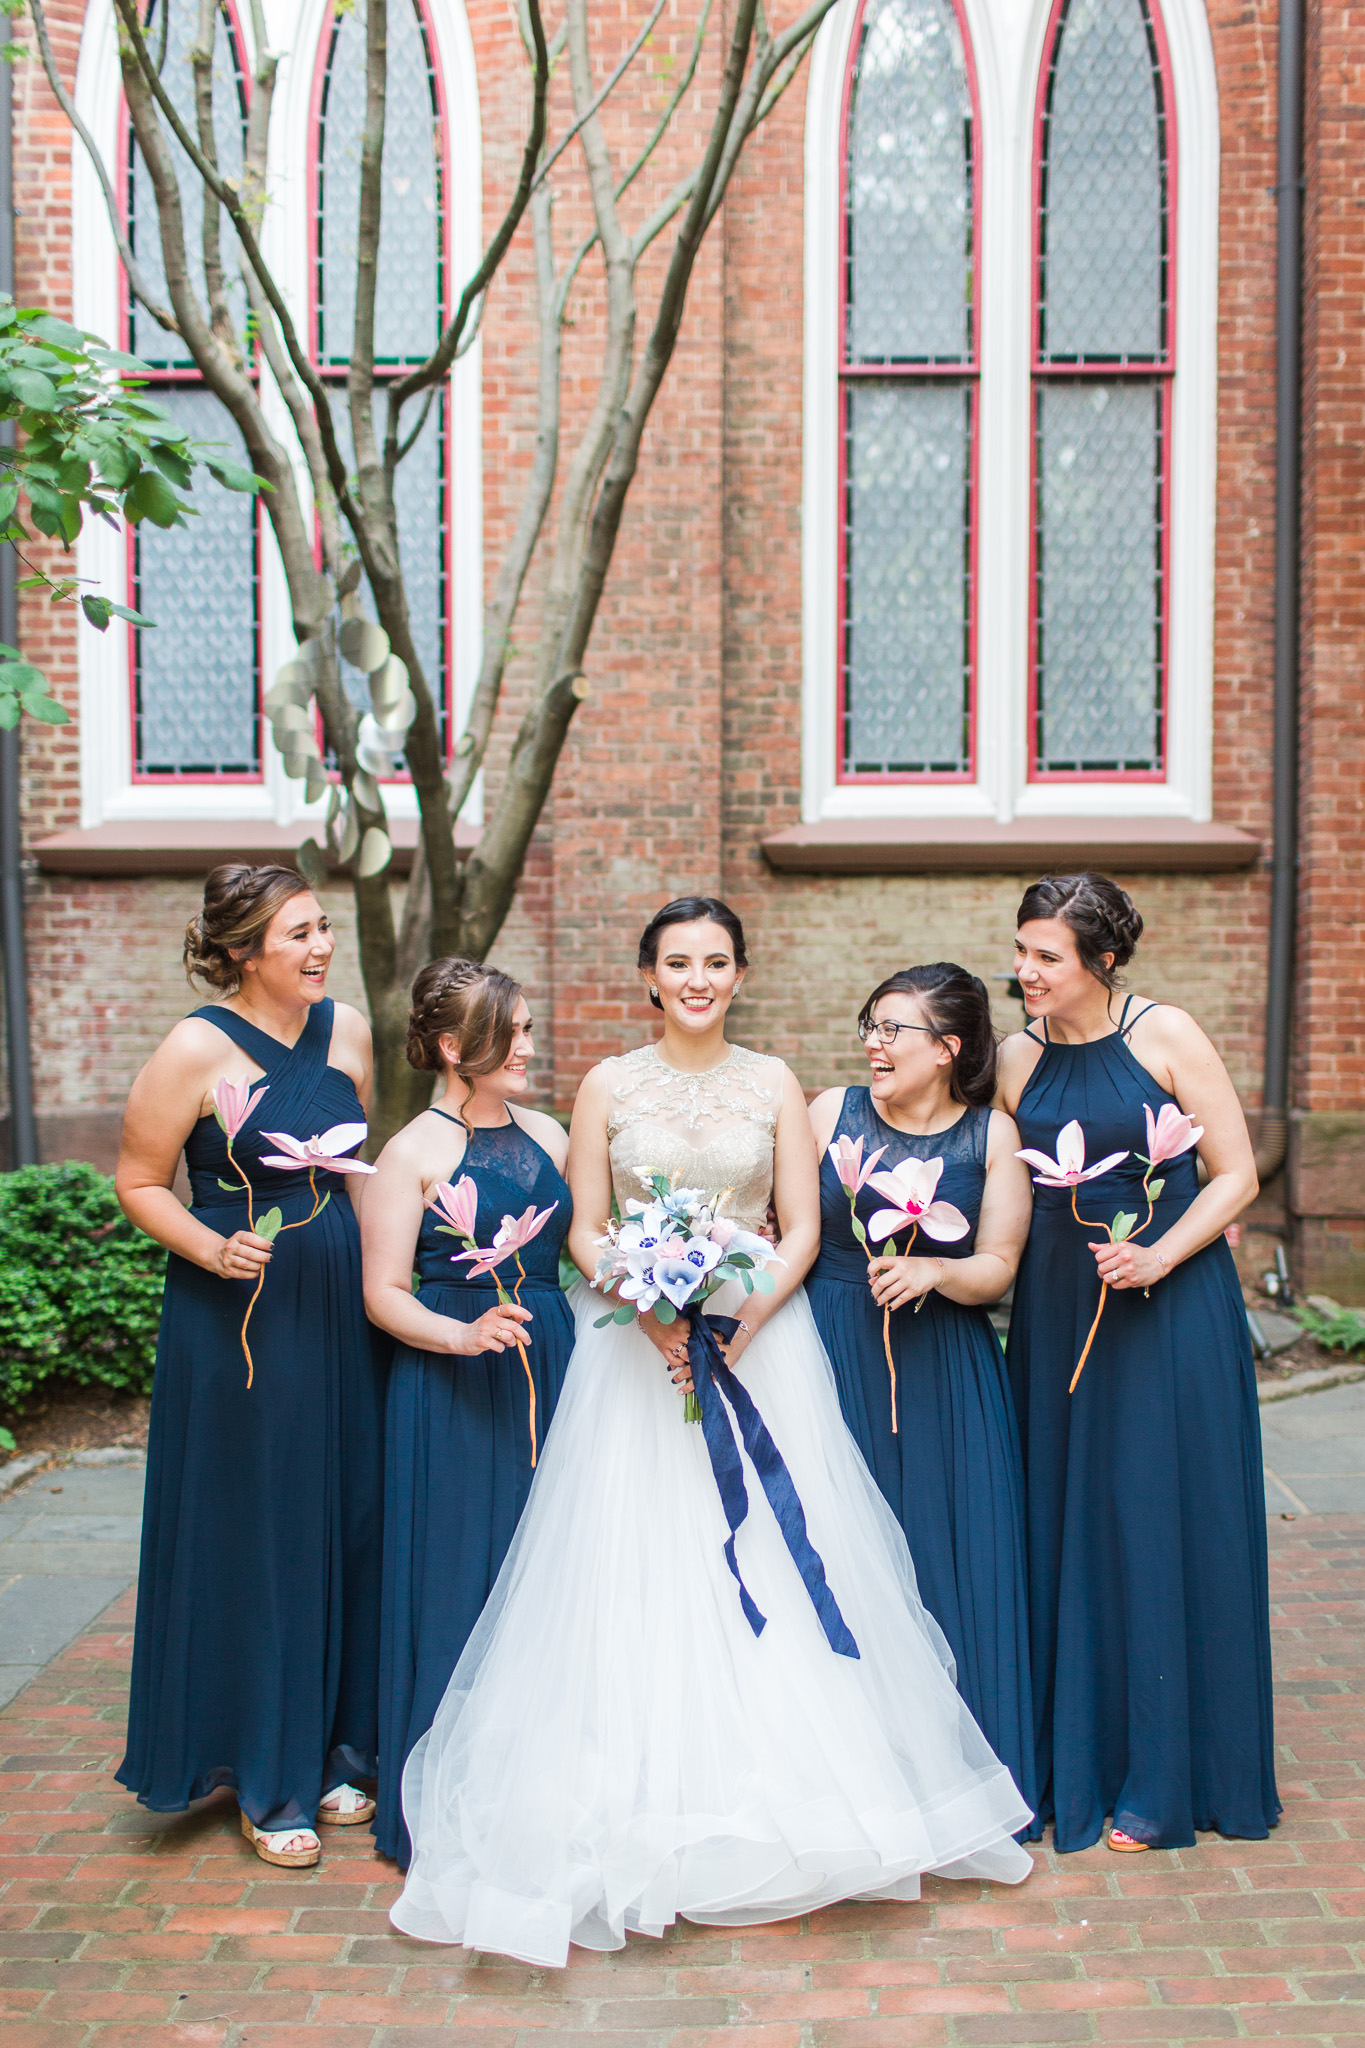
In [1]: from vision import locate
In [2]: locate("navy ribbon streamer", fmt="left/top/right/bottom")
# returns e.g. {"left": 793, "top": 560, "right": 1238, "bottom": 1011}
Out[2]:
{"left": 687, "top": 1313, "right": 859, "bottom": 1660}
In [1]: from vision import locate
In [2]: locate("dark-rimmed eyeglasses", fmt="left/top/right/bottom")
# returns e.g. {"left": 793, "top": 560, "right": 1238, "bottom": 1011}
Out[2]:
{"left": 857, "top": 1020, "right": 941, "bottom": 1049}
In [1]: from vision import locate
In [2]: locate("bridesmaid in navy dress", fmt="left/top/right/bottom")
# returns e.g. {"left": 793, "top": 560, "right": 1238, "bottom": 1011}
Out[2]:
{"left": 999, "top": 873, "right": 1277, "bottom": 1853}
{"left": 363, "top": 958, "right": 573, "bottom": 1868}
{"left": 808, "top": 965, "right": 1036, "bottom": 1815}
{"left": 115, "top": 863, "right": 386, "bottom": 1868}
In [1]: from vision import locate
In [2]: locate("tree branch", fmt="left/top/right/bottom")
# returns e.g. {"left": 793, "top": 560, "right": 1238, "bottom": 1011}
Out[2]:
{"left": 532, "top": 0, "right": 668, "bottom": 193}
{"left": 190, "top": 0, "right": 234, "bottom": 348}
{"left": 384, "top": 0, "right": 550, "bottom": 415}
{"left": 28, "top": 0, "right": 178, "bottom": 332}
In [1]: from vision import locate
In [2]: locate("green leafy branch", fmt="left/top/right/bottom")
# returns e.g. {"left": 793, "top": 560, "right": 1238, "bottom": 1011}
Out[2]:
{"left": 0, "top": 294, "right": 265, "bottom": 729}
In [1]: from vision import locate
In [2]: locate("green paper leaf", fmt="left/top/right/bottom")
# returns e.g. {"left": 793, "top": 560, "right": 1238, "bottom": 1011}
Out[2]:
{"left": 1110, "top": 1211, "right": 1139, "bottom": 1243}
{"left": 612, "top": 1303, "right": 636, "bottom": 1325}
{"left": 593, "top": 1312, "right": 615, "bottom": 1328}
{"left": 256, "top": 1206, "right": 284, "bottom": 1243}
{"left": 713, "top": 1264, "right": 738, "bottom": 1285}
{"left": 751, "top": 1269, "right": 775, "bottom": 1294}
{"left": 741, "top": 1271, "right": 754, "bottom": 1293}
{"left": 655, "top": 1301, "right": 677, "bottom": 1324}
{"left": 216, "top": 1178, "right": 238, "bottom": 1193}
{"left": 850, "top": 1217, "right": 867, "bottom": 1243}
{"left": 313, "top": 1191, "right": 332, "bottom": 1219}
{"left": 728, "top": 1251, "right": 755, "bottom": 1269}
{"left": 1146, "top": 1178, "right": 1165, "bottom": 1203}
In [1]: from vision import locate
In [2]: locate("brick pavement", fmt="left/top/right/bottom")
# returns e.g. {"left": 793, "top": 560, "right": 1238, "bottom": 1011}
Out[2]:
{"left": 1, "top": 1518, "right": 1362, "bottom": 2047}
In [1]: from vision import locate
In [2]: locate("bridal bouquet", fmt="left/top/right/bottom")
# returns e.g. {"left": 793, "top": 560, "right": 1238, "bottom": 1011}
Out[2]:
{"left": 1017, "top": 1103, "right": 1202, "bottom": 1392}
{"left": 591, "top": 1173, "right": 783, "bottom": 1420}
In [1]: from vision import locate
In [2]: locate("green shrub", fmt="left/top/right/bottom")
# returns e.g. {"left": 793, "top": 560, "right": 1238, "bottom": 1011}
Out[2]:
{"left": 0, "top": 1161, "right": 165, "bottom": 1411}
{"left": 1294, "top": 1295, "right": 1365, "bottom": 1355}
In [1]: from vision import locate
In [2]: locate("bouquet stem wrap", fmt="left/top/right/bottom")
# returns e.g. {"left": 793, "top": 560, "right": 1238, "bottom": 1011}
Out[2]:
{"left": 688, "top": 1314, "right": 859, "bottom": 1661}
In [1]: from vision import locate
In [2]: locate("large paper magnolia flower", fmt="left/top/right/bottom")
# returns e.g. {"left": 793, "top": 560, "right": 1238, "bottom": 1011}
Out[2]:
{"left": 454, "top": 1201, "right": 558, "bottom": 1278}
{"left": 1143, "top": 1102, "right": 1203, "bottom": 1167}
{"left": 212, "top": 1074, "right": 265, "bottom": 1142}
{"left": 430, "top": 1175, "right": 479, "bottom": 1238}
{"left": 827, "top": 1134, "right": 888, "bottom": 1196}
{"left": 866, "top": 1157, "right": 970, "bottom": 1244}
{"left": 1016, "top": 1119, "right": 1128, "bottom": 1189}
{"left": 259, "top": 1124, "right": 378, "bottom": 1176}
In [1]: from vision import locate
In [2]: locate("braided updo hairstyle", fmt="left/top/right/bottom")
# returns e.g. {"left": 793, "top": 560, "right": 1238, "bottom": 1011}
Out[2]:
{"left": 406, "top": 957, "right": 523, "bottom": 1128}
{"left": 858, "top": 962, "right": 999, "bottom": 1108}
{"left": 1016, "top": 872, "right": 1144, "bottom": 990}
{"left": 183, "top": 862, "right": 312, "bottom": 995}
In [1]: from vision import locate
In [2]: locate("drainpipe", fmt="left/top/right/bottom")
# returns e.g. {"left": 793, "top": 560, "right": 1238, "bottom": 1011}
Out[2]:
{"left": 0, "top": 58, "right": 37, "bottom": 1168}
{"left": 1255, "top": 0, "right": 1306, "bottom": 1187}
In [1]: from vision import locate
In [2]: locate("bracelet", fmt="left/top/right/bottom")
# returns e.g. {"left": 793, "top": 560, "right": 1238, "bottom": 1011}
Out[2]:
{"left": 1143, "top": 1247, "right": 1170, "bottom": 1299}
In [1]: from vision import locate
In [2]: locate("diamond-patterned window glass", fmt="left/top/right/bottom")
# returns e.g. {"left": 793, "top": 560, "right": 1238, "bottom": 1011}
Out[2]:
{"left": 845, "top": 0, "right": 973, "bottom": 364}
{"left": 844, "top": 383, "right": 972, "bottom": 773}
{"left": 1039, "top": 0, "right": 1166, "bottom": 362}
{"left": 134, "top": 385, "right": 259, "bottom": 775}
{"left": 328, "top": 387, "right": 447, "bottom": 737}
{"left": 1034, "top": 381, "right": 1163, "bottom": 770}
{"left": 127, "top": 0, "right": 248, "bottom": 368}
{"left": 318, "top": 0, "right": 442, "bottom": 366}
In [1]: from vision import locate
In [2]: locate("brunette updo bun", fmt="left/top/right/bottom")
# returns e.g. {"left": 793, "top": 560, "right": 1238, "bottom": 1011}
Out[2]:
{"left": 183, "top": 862, "right": 312, "bottom": 995}
{"left": 406, "top": 957, "right": 523, "bottom": 1127}
{"left": 858, "top": 962, "right": 998, "bottom": 1107}
{"left": 1016, "top": 872, "right": 1144, "bottom": 989}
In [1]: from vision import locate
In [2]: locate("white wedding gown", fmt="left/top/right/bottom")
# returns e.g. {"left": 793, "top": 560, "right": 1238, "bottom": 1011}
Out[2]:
{"left": 391, "top": 1043, "right": 1033, "bottom": 1965}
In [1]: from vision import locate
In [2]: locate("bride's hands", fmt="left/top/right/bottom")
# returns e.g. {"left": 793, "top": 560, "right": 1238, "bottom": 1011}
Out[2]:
{"left": 638, "top": 1308, "right": 693, "bottom": 1391}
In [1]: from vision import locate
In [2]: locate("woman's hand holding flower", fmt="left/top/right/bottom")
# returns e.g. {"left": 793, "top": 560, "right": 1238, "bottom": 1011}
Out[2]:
{"left": 451, "top": 1301, "right": 534, "bottom": 1357}
{"left": 867, "top": 1253, "right": 944, "bottom": 1312}
{"left": 1091, "top": 1237, "right": 1168, "bottom": 1291}
{"left": 210, "top": 1228, "right": 274, "bottom": 1281}
{"left": 638, "top": 1306, "right": 693, "bottom": 1388}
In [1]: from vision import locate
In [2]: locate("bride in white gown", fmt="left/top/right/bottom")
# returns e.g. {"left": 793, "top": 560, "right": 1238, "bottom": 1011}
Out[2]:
{"left": 391, "top": 898, "right": 1033, "bottom": 1966}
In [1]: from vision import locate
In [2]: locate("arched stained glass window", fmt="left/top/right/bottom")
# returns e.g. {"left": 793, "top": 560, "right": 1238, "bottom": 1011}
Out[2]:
{"left": 126, "top": 0, "right": 260, "bottom": 779}
{"left": 1032, "top": 0, "right": 1171, "bottom": 776}
{"left": 316, "top": 0, "right": 447, "bottom": 742}
{"left": 839, "top": 0, "right": 976, "bottom": 781}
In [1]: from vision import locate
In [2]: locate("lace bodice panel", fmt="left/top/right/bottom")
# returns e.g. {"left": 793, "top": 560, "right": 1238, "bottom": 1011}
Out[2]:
{"left": 604, "top": 1042, "right": 783, "bottom": 1231}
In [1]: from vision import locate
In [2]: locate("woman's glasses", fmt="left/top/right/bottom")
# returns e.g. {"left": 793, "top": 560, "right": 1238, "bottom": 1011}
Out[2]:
{"left": 857, "top": 1020, "right": 940, "bottom": 1048}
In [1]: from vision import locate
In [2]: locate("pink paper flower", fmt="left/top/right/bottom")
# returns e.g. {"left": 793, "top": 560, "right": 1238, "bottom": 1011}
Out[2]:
{"left": 430, "top": 1175, "right": 480, "bottom": 1239}
{"left": 1016, "top": 1119, "right": 1128, "bottom": 1189}
{"left": 212, "top": 1074, "right": 264, "bottom": 1142}
{"left": 258, "top": 1124, "right": 378, "bottom": 1176}
{"left": 454, "top": 1201, "right": 558, "bottom": 1278}
{"left": 866, "top": 1156, "right": 970, "bottom": 1244}
{"left": 1143, "top": 1101, "right": 1204, "bottom": 1167}
{"left": 827, "top": 1134, "right": 889, "bottom": 1195}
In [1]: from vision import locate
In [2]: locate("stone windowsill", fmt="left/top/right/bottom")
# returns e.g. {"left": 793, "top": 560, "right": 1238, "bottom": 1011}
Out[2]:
{"left": 760, "top": 817, "right": 1263, "bottom": 875}
{"left": 30, "top": 817, "right": 479, "bottom": 878}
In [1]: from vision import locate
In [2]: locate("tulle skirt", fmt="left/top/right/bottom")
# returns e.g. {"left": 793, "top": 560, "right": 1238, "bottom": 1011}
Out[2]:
{"left": 390, "top": 1283, "right": 1033, "bottom": 1966}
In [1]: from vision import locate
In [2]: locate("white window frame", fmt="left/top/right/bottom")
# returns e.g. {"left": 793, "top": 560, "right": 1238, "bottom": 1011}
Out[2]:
{"left": 801, "top": 0, "right": 1219, "bottom": 825}
{"left": 71, "top": 0, "right": 483, "bottom": 830}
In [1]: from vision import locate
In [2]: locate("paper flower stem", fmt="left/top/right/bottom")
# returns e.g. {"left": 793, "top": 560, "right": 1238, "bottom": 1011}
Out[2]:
{"left": 847, "top": 1192, "right": 899, "bottom": 1436}
{"left": 1069, "top": 1281, "right": 1108, "bottom": 1395}
{"left": 224, "top": 1135, "right": 260, "bottom": 1387}
{"left": 513, "top": 1250, "right": 537, "bottom": 1471}
{"left": 276, "top": 1166, "right": 324, "bottom": 1233}
{"left": 1066, "top": 1180, "right": 1159, "bottom": 1394}
{"left": 226, "top": 1135, "right": 255, "bottom": 1231}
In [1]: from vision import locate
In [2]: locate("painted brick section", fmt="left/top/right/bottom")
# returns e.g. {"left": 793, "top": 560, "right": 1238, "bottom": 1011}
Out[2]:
{"left": 0, "top": 1518, "right": 1363, "bottom": 2040}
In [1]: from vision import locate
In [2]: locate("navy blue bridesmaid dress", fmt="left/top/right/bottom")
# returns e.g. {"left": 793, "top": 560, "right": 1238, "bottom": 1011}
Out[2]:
{"left": 376, "top": 1112, "right": 574, "bottom": 1867}
{"left": 117, "top": 998, "right": 386, "bottom": 1835}
{"left": 1007, "top": 996, "right": 1279, "bottom": 1851}
{"left": 808, "top": 1088, "right": 1035, "bottom": 1819}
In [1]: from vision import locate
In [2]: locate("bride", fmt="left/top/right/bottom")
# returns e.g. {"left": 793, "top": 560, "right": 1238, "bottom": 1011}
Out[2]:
{"left": 391, "top": 897, "right": 1033, "bottom": 1966}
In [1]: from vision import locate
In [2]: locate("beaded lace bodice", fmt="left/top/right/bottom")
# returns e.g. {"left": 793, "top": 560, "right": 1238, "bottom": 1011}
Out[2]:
{"left": 604, "top": 1042, "right": 783, "bottom": 1231}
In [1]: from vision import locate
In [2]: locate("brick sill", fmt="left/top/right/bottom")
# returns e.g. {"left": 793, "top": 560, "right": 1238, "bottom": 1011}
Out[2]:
{"left": 31, "top": 817, "right": 478, "bottom": 878}
{"left": 760, "top": 817, "right": 1262, "bottom": 876}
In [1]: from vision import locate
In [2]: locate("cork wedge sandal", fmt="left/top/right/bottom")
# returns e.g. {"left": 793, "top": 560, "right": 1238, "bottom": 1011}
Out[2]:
{"left": 316, "top": 1783, "right": 376, "bottom": 1827}
{"left": 239, "top": 1809, "right": 321, "bottom": 1867}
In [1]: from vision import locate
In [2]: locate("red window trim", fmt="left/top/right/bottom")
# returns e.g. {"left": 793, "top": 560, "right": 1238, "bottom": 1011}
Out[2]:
{"left": 835, "top": 0, "right": 981, "bottom": 788}
{"left": 1026, "top": 0, "right": 1177, "bottom": 786}
{"left": 309, "top": 0, "right": 454, "bottom": 777}
{"left": 119, "top": 0, "right": 266, "bottom": 788}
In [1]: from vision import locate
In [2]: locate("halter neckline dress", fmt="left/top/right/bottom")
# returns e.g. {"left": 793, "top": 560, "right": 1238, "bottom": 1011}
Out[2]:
{"left": 1007, "top": 996, "right": 1279, "bottom": 1851}
{"left": 377, "top": 1112, "right": 573, "bottom": 1867}
{"left": 808, "top": 1088, "right": 1035, "bottom": 1820}
{"left": 117, "top": 997, "right": 387, "bottom": 1834}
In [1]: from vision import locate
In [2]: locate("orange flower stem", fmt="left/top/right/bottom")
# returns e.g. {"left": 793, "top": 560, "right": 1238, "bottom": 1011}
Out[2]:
{"left": 277, "top": 1166, "right": 323, "bottom": 1234}
{"left": 513, "top": 1251, "right": 537, "bottom": 1470}
{"left": 1069, "top": 1281, "right": 1108, "bottom": 1394}
{"left": 225, "top": 1136, "right": 261, "bottom": 1387}
{"left": 1066, "top": 1181, "right": 1161, "bottom": 1396}
{"left": 849, "top": 1188, "right": 901, "bottom": 1435}
{"left": 240, "top": 1267, "right": 264, "bottom": 1389}
{"left": 227, "top": 1136, "right": 255, "bottom": 1232}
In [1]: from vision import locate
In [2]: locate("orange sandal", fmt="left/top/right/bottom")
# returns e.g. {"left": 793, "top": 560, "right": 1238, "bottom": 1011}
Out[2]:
{"left": 1107, "top": 1827, "right": 1150, "bottom": 1852}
